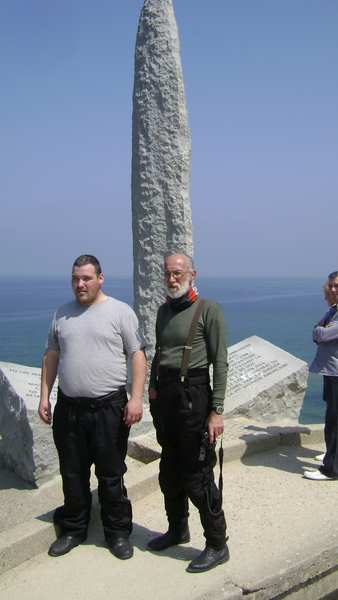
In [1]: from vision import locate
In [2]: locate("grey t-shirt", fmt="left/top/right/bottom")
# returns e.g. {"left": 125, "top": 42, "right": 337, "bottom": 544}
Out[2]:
{"left": 46, "top": 297, "right": 146, "bottom": 398}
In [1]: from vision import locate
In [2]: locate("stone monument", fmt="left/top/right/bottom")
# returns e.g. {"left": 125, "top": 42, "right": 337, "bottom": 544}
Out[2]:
{"left": 132, "top": 0, "right": 193, "bottom": 356}
{"left": 224, "top": 336, "right": 308, "bottom": 422}
{"left": 0, "top": 362, "right": 59, "bottom": 486}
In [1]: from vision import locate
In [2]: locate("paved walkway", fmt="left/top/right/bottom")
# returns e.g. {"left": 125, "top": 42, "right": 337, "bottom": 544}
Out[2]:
{"left": 0, "top": 419, "right": 337, "bottom": 599}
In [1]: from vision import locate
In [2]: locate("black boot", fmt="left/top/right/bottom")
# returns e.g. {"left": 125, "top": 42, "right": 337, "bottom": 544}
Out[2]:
{"left": 106, "top": 536, "right": 134, "bottom": 560}
{"left": 48, "top": 533, "right": 87, "bottom": 557}
{"left": 186, "top": 543, "right": 230, "bottom": 573}
{"left": 147, "top": 523, "right": 190, "bottom": 551}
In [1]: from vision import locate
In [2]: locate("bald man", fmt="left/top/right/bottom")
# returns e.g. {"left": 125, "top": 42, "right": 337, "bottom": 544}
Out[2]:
{"left": 148, "top": 253, "right": 229, "bottom": 573}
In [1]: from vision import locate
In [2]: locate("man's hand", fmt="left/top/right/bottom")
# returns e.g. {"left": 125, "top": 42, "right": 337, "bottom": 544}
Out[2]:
{"left": 123, "top": 397, "right": 143, "bottom": 427}
{"left": 206, "top": 411, "right": 224, "bottom": 444}
{"left": 38, "top": 397, "right": 52, "bottom": 424}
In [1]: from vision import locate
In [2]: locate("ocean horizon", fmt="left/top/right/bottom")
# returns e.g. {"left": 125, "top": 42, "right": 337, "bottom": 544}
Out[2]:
{"left": 0, "top": 275, "right": 328, "bottom": 425}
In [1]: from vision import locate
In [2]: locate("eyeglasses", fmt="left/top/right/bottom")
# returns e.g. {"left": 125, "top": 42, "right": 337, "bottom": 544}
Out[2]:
{"left": 164, "top": 270, "right": 191, "bottom": 280}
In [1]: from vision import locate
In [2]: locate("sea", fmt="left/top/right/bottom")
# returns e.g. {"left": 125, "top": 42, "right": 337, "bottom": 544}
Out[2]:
{"left": 0, "top": 275, "right": 329, "bottom": 425}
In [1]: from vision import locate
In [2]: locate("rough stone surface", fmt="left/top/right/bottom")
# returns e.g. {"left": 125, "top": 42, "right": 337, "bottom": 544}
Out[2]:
{"left": 132, "top": 0, "right": 193, "bottom": 359}
{"left": 0, "top": 362, "right": 58, "bottom": 486}
{"left": 224, "top": 336, "right": 308, "bottom": 422}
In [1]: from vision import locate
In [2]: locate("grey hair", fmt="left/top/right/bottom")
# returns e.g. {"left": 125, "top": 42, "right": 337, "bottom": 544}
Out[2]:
{"left": 164, "top": 252, "right": 194, "bottom": 271}
{"left": 328, "top": 272, "right": 338, "bottom": 281}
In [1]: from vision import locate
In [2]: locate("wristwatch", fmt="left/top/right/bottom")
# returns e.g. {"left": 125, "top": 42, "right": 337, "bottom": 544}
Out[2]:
{"left": 212, "top": 406, "right": 224, "bottom": 414}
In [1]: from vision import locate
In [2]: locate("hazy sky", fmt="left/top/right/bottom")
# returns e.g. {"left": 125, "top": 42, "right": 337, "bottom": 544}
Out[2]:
{"left": 1, "top": 0, "right": 337, "bottom": 277}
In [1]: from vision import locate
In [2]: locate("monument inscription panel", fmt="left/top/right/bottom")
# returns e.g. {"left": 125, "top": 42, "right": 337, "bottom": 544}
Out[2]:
{"left": 224, "top": 336, "right": 308, "bottom": 422}
{"left": 0, "top": 362, "right": 58, "bottom": 409}
{"left": 227, "top": 342, "right": 288, "bottom": 397}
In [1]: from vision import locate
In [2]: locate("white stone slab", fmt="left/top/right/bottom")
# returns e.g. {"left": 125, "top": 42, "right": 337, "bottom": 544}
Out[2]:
{"left": 224, "top": 336, "right": 308, "bottom": 423}
{"left": 0, "top": 362, "right": 58, "bottom": 486}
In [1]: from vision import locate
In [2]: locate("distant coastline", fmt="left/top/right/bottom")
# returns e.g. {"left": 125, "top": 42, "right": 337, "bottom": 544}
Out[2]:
{"left": 0, "top": 275, "right": 326, "bottom": 425}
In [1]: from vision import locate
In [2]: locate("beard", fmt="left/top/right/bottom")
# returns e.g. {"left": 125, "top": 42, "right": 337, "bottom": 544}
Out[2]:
{"left": 166, "top": 277, "right": 191, "bottom": 299}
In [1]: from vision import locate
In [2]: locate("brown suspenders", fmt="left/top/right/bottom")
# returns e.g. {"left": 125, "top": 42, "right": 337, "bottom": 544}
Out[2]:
{"left": 180, "top": 297, "right": 206, "bottom": 380}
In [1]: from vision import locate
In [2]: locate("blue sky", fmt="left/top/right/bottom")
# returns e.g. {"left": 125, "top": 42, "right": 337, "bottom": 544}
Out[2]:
{"left": 1, "top": 0, "right": 337, "bottom": 277}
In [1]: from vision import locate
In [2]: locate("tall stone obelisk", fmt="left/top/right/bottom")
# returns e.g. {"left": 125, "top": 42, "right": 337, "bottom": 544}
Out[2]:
{"left": 132, "top": 0, "right": 193, "bottom": 358}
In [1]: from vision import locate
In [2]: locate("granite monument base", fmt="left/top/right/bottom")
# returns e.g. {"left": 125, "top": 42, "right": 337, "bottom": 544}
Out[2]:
{"left": 0, "top": 362, "right": 58, "bottom": 487}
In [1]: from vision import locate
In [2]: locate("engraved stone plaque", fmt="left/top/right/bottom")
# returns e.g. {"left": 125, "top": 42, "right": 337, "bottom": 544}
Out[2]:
{"left": 0, "top": 362, "right": 59, "bottom": 485}
{"left": 0, "top": 363, "right": 58, "bottom": 409}
{"left": 224, "top": 336, "right": 308, "bottom": 423}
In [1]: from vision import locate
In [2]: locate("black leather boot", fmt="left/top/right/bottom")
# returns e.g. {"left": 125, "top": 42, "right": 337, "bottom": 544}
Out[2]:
{"left": 48, "top": 533, "right": 87, "bottom": 557}
{"left": 186, "top": 543, "right": 230, "bottom": 573}
{"left": 147, "top": 523, "right": 190, "bottom": 551}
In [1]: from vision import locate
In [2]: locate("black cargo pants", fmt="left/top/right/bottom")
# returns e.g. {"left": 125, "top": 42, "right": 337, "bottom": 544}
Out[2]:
{"left": 321, "top": 375, "right": 338, "bottom": 478}
{"left": 52, "top": 388, "right": 132, "bottom": 539}
{"left": 150, "top": 370, "right": 227, "bottom": 550}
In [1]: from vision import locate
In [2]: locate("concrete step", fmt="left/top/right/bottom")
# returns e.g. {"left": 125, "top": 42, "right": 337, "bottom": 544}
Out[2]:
{"left": 0, "top": 420, "right": 335, "bottom": 600}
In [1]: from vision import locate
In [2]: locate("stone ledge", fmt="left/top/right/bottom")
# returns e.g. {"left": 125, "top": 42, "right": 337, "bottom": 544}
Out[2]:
{"left": 238, "top": 545, "right": 338, "bottom": 599}
{"left": 0, "top": 423, "right": 324, "bottom": 578}
{"left": 0, "top": 458, "right": 160, "bottom": 576}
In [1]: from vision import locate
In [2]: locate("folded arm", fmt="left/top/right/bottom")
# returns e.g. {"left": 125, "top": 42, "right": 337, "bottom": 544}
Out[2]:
{"left": 313, "top": 321, "right": 338, "bottom": 343}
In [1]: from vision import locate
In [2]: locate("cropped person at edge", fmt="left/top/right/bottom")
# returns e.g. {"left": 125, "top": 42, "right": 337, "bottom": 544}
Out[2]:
{"left": 147, "top": 252, "right": 229, "bottom": 573}
{"left": 304, "top": 272, "right": 338, "bottom": 481}
{"left": 38, "top": 255, "right": 147, "bottom": 559}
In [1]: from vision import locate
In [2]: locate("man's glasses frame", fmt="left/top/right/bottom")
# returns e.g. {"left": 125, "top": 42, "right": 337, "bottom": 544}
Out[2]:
{"left": 164, "top": 270, "right": 192, "bottom": 280}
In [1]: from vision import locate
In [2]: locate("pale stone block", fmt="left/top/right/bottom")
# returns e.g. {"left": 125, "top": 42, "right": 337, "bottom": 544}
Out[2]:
{"left": 0, "top": 362, "right": 58, "bottom": 486}
{"left": 132, "top": 0, "right": 193, "bottom": 361}
{"left": 224, "top": 336, "right": 308, "bottom": 422}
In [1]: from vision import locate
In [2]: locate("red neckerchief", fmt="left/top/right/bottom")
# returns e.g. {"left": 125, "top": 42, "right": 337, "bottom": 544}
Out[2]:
{"left": 166, "top": 284, "right": 199, "bottom": 311}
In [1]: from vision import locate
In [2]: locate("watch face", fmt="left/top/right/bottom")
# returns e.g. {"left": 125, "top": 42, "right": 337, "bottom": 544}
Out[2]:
{"left": 213, "top": 406, "right": 223, "bottom": 414}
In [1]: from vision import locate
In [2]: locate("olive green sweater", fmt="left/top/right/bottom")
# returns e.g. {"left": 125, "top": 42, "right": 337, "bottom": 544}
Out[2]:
{"left": 149, "top": 298, "right": 228, "bottom": 406}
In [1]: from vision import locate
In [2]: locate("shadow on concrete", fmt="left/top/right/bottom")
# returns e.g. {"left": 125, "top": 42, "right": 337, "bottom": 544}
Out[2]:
{"left": 81, "top": 512, "right": 200, "bottom": 562}
{"left": 88, "top": 521, "right": 200, "bottom": 562}
{"left": 32, "top": 514, "right": 195, "bottom": 561}
{"left": 240, "top": 441, "right": 325, "bottom": 475}
{"left": 241, "top": 423, "right": 312, "bottom": 445}
{"left": 236, "top": 423, "right": 325, "bottom": 475}
{"left": 0, "top": 465, "right": 33, "bottom": 491}
{"left": 242, "top": 446, "right": 319, "bottom": 475}
{"left": 35, "top": 509, "right": 55, "bottom": 524}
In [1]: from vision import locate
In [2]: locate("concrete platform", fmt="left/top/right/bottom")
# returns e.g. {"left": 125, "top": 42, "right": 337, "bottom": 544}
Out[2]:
{"left": 0, "top": 418, "right": 336, "bottom": 599}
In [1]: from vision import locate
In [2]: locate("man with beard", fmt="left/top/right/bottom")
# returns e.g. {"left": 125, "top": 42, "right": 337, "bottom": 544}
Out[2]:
{"left": 147, "top": 252, "right": 229, "bottom": 573}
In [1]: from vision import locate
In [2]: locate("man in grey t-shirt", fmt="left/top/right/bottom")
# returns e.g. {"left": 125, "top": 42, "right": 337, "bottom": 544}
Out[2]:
{"left": 38, "top": 255, "right": 147, "bottom": 560}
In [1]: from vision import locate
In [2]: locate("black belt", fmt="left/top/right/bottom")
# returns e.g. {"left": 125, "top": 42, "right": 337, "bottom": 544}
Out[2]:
{"left": 158, "top": 367, "right": 209, "bottom": 387}
{"left": 58, "top": 386, "right": 126, "bottom": 408}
